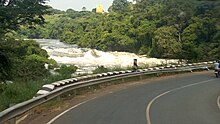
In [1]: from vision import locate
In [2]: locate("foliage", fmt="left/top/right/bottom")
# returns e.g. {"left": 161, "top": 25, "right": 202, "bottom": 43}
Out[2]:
{"left": 16, "top": 0, "right": 220, "bottom": 62}
{"left": 92, "top": 66, "right": 126, "bottom": 74}
{"left": 0, "top": 52, "right": 10, "bottom": 82}
{"left": 0, "top": 39, "right": 56, "bottom": 82}
{"left": 178, "top": 42, "right": 199, "bottom": 63}
{"left": 0, "top": 0, "right": 67, "bottom": 112}
{"left": 92, "top": 66, "right": 110, "bottom": 74}
{"left": 152, "top": 26, "right": 181, "bottom": 59}
{"left": 111, "top": 0, "right": 129, "bottom": 12}
{"left": 0, "top": 0, "right": 52, "bottom": 81}
{"left": 55, "top": 65, "right": 78, "bottom": 77}
{"left": 0, "top": 0, "right": 49, "bottom": 36}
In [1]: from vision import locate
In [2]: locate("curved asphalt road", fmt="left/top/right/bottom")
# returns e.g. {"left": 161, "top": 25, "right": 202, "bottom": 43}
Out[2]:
{"left": 49, "top": 71, "right": 220, "bottom": 124}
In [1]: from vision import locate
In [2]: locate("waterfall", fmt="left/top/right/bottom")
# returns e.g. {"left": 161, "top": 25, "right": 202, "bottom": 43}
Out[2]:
{"left": 35, "top": 39, "right": 178, "bottom": 74}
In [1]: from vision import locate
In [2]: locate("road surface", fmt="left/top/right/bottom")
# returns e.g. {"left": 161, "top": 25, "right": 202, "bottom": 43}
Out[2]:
{"left": 48, "top": 71, "right": 220, "bottom": 124}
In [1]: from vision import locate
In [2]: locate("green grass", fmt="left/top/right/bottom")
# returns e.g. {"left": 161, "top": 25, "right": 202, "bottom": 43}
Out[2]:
{"left": 0, "top": 81, "right": 42, "bottom": 110}
{"left": 0, "top": 74, "right": 72, "bottom": 111}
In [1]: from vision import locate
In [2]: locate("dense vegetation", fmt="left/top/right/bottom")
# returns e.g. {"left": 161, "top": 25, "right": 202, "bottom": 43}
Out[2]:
{"left": 17, "top": 0, "right": 220, "bottom": 62}
{"left": 0, "top": 0, "right": 51, "bottom": 80}
{"left": 0, "top": 0, "right": 77, "bottom": 111}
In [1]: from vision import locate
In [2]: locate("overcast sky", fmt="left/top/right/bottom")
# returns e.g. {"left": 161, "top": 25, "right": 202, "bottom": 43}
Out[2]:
{"left": 46, "top": 0, "right": 115, "bottom": 11}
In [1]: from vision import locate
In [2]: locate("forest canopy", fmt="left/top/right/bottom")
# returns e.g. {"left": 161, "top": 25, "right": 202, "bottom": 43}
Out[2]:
{"left": 0, "top": 0, "right": 53, "bottom": 82}
{"left": 15, "top": 0, "right": 220, "bottom": 62}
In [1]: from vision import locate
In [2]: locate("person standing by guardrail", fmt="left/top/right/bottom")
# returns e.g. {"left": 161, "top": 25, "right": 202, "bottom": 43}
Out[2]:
{"left": 133, "top": 59, "right": 138, "bottom": 71}
{"left": 214, "top": 60, "right": 220, "bottom": 70}
{"left": 214, "top": 60, "right": 220, "bottom": 77}
{"left": 218, "top": 60, "right": 220, "bottom": 72}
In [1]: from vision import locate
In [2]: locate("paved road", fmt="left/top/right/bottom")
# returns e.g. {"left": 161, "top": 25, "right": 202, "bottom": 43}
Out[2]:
{"left": 49, "top": 71, "right": 220, "bottom": 124}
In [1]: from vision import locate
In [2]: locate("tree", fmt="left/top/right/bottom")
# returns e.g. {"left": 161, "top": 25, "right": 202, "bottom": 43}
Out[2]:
{"left": 135, "top": 20, "right": 157, "bottom": 54}
{"left": 100, "top": 32, "right": 135, "bottom": 52}
{"left": 182, "top": 16, "right": 217, "bottom": 43}
{"left": 0, "top": 51, "right": 10, "bottom": 81}
{"left": 112, "top": 0, "right": 129, "bottom": 12}
{"left": 0, "top": 39, "right": 55, "bottom": 82}
{"left": 0, "top": 0, "right": 49, "bottom": 36}
{"left": 92, "top": 8, "right": 96, "bottom": 13}
{"left": 151, "top": 26, "right": 181, "bottom": 59}
{"left": 13, "top": 0, "right": 220, "bottom": 62}
{"left": 0, "top": 0, "right": 50, "bottom": 82}
{"left": 178, "top": 42, "right": 199, "bottom": 62}
{"left": 160, "top": 0, "right": 195, "bottom": 42}
{"left": 55, "top": 65, "right": 77, "bottom": 77}
{"left": 82, "top": 6, "right": 86, "bottom": 11}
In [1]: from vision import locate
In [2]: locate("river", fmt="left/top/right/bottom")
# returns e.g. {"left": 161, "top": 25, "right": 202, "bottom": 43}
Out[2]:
{"left": 35, "top": 39, "right": 177, "bottom": 74}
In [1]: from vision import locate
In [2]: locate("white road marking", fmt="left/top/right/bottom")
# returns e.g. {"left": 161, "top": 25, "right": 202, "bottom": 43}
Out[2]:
{"left": 16, "top": 114, "right": 29, "bottom": 124}
{"left": 47, "top": 97, "right": 97, "bottom": 124}
{"left": 217, "top": 96, "right": 220, "bottom": 109}
{"left": 146, "top": 79, "right": 216, "bottom": 124}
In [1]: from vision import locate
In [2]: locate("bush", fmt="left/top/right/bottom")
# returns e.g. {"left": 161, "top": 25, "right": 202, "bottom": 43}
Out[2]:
{"left": 92, "top": 66, "right": 127, "bottom": 74}
{"left": 0, "top": 39, "right": 58, "bottom": 82}
{"left": 92, "top": 66, "right": 110, "bottom": 74}
{"left": 11, "top": 57, "right": 50, "bottom": 81}
{"left": 55, "top": 65, "right": 78, "bottom": 76}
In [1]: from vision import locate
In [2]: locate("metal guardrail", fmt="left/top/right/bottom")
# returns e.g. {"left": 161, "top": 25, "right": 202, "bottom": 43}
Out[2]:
{"left": 0, "top": 62, "right": 214, "bottom": 123}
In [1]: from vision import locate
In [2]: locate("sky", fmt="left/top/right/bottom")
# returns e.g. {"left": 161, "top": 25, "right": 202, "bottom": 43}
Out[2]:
{"left": 46, "top": 0, "right": 115, "bottom": 11}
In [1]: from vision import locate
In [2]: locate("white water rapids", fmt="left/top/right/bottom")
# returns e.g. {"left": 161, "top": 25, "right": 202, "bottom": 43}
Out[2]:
{"left": 36, "top": 39, "right": 178, "bottom": 74}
